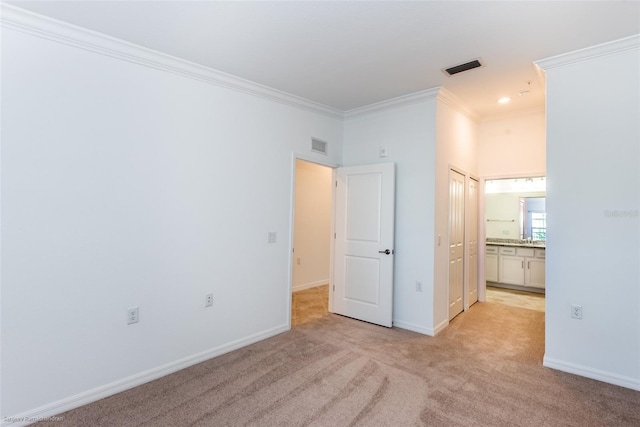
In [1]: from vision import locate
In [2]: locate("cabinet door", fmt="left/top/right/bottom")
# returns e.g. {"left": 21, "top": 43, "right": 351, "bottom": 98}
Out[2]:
{"left": 499, "top": 255, "right": 524, "bottom": 285}
{"left": 526, "top": 258, "right": 545, "bottom": 288}
{"left": 485, "top": 254, "right": 498, "bottom": 282}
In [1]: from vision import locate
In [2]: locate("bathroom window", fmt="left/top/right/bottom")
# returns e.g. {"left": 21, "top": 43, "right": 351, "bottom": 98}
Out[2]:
{"left": 531, "top": 212, "right": 546, "bottom": 241}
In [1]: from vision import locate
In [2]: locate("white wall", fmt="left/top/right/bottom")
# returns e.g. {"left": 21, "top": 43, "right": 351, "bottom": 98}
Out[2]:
{"left": 342, "top": 90, "right": 480, "bottom": 335}
{"left": 0, "top": 24, "right": 343, "bottom": 418}
{"left": 342, "top": 95, "right": 438, "bottom": 335}
{"left": 433, "top": 93, "right": 479, "bottom": 328}
{"left": 539, "top": 36, "right": 639, "bottom": 390}
{"left": 292, "top": 160, "right": 332, "bottom": 291}
{"left": 478, "top": 110, "right": 546, "bottom": 178}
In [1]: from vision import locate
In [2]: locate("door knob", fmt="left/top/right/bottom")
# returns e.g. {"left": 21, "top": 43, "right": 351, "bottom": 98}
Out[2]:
{"left": 378, "top": 249, "right": 392, "bottom": 255}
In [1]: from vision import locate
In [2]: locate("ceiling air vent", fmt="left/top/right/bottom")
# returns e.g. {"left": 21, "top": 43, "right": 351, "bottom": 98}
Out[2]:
{"left": 442, "top": 58, "right": 484, "bottom": 76}
{"left": 311, "top": 138, "right": 328, "bottom": 155}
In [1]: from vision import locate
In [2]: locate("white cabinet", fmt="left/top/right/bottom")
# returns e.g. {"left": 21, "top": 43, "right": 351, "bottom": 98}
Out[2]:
{"left": 499, "top": 257, "right": 525, "bottom": 285}
{"left": 525, "top": 249, "right": 546, "bottom": 288}
{"left": 485, "top": 246, "right": 498, "bottom": 282}
{"left": 494, "top": 246, "right": 545, "bottom": 289}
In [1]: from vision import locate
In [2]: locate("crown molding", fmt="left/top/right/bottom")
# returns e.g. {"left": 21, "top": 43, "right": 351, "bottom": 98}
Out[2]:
{"left": 0, "top": 4, "right": 343, "bottom": 119}
{"left": 344, "top": 87, "right": 441, "bottom": 118}
{"left": 535, "top": 34, "right": 640, "bottom": 71}
{"left": 436, "top": 87, "right": 481, "bottom": 123}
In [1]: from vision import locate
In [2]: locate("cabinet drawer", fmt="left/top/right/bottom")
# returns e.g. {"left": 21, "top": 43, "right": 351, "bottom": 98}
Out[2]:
{"left": 486, "top": 246, "right": 498, "bottom": 254}
{"left": 499, "top": 247, "right": 516, "bottom": 255}
{"left": 516, "top": 247, "right": 535, "bottom": 257}
{"left": 535, "top": 249, "right": 546, "bottom": 258}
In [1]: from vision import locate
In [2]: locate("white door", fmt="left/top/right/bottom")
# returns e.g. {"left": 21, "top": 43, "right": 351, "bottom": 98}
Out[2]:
{"left": 333, "top": 163, "right": 395, "bottom": 327}
{"left": 449, "top": 170, "right": 465, "bottom": 320}
{"left": 467, "top": 178, "right": 479, "bottom": 307}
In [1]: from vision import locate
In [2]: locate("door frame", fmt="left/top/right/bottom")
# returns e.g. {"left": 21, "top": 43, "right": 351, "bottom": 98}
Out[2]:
{"left": 288, "top": 153, "right": 338, "bottom": 329}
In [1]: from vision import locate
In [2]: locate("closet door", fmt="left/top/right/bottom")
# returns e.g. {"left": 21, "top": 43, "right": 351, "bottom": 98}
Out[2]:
{"left": 467, "top": 177, "right": 479, "bottom": 307}
{"left": 449, "top": 170, "right": 465, "bottom": 320}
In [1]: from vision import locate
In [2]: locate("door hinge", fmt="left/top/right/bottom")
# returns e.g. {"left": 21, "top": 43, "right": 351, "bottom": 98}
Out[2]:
{"left": 335, "top": 180, "right": 338, "bottom": 188}
{"left": 334, "top": 233, "right": 336, "bottom": 239}
{"left": 333, "top": 285, "right": 335, "bottom": 291}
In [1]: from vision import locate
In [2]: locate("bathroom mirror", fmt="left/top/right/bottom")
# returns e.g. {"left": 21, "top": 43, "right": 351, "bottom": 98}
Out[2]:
{"left": 485, "top": 177, "right": 546, "bottom": 241}
{"left": 520, "top": 197, "right": 546, "bottom": 240}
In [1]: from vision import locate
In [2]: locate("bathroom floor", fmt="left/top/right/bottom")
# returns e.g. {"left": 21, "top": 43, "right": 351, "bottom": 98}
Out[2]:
{"left": 291, "top": 284, "right": 329, "bottom": 326}
{"left": 485, "top": 285, "right": 545, "bottom": 312}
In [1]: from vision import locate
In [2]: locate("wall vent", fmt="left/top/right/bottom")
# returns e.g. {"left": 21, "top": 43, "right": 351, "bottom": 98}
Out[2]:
{"left": 311, "top": 138, "right": 328, "bottom": 155}
{"left": 442, "top": 58, "right": 484, "bottom": 76}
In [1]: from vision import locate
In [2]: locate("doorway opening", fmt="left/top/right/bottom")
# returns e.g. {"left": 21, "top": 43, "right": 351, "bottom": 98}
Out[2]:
{"left": 291, "top": 159, "right": 333, "bottom": 326}
{"left": 483, "top": 175, "right": 546, "bottom": 312}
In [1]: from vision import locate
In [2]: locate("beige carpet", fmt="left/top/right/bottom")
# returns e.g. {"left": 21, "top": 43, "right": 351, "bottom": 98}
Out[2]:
{"left": 35, "top": 302, "right": 639, "bottom": 426}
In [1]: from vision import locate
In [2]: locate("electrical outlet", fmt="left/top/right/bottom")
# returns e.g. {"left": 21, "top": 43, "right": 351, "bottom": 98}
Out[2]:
{"left": 571, "top": 304, "right": 582, "bottom": 319}
{"left": 205, "top": 293, "right": 213, "bottom": 307}
{"left": 127, "top": 306, "right": 139, "bottom": 325}
{"left": 416, "top": 281, "right": 423, "bottom": 292}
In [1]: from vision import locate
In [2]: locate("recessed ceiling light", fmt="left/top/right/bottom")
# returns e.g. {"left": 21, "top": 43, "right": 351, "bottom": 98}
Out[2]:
{"left": 498, "top": 97, "right": 511, "bottom": 104}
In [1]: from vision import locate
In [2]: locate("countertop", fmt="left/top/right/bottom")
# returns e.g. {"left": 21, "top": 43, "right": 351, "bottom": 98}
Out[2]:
{"left": 486, "top": 238, "right": 546, "bottom": 249}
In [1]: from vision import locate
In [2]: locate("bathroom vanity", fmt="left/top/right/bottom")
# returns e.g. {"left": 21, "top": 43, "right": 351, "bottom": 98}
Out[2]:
{"left": 486, "top": 239, "right": 545, "bottom": 292}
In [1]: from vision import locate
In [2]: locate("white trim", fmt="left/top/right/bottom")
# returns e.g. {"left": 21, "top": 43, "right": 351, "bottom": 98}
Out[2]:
{"left": 392, "top": 319, "right": 442, "bottom": 337}
{"left": 436, "top": 88, "right": 480, "bottom": 123}
{"left": 292, "top": 280, "right": 329, "bottom": 293}
{"left": 344, "top": 87, "right": 441, "bottom": 118}
{"left": 0, "top": 4, "right": 343, "bottom": 119}
{"left": 432, "top": 318, "right": 449, "bottom": 336}
{"left": 535, "top": 34, "right": 640, "bottom": 71}
{"left": 543, "top": 356, "right": 640, "bottom": 392}
{"left": 0, "top": 324, "right": 290, "bottom": 427}
{"left": 292, "top": 152, "right": 340, "bottom": 170}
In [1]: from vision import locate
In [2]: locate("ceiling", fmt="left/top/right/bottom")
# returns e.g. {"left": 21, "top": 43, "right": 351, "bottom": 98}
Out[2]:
{"left": 8, "top": 1, "right": 640, "bottom": 118}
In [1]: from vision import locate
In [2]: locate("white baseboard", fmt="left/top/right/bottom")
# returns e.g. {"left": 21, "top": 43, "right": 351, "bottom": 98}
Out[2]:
{"left": 292, "top": 280, "right": 328, "bottom": 292}
{"left": 393, "top": 318, "right": 449, "bottom": 336}
{"left": 392, "top": 319, "right": 434, "bottom": 336}
{"left": 1, "top": 324, "right": 290, "bottom": 427}
{"left": 432, "top": 318, "right": 449, "bottom": 336}
{"left": 543, "top": 356, "right": 640, "bottom": 391}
